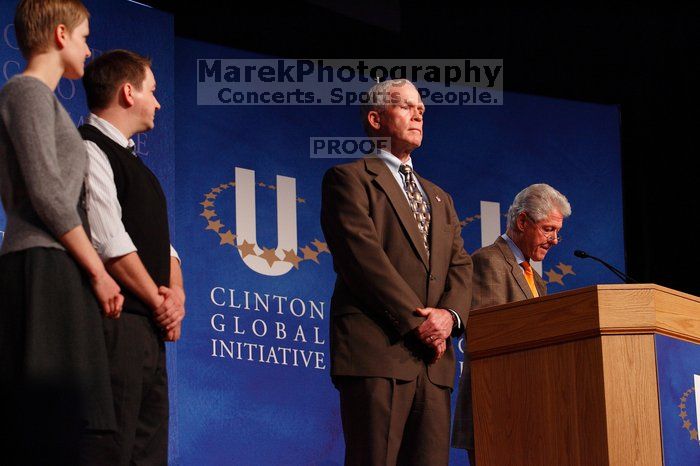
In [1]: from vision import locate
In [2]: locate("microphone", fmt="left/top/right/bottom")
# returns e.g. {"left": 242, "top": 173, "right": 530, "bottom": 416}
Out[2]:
{"left": 574, "top": 250, "right": 638, "bottom": 284}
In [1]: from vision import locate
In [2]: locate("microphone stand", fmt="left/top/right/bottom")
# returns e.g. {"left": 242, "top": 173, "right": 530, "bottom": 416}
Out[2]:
{"left": 574, "top": 250, "right": 638, "bottom": 284}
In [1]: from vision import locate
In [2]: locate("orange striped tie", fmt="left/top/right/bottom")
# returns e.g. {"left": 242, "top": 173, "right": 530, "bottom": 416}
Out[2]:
{"left": 520, "top": 261, "right": 539, "bottom": 298}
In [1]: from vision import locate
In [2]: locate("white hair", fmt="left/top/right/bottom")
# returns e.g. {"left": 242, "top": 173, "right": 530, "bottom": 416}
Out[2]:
{"left": 506, "top": 183, "right": 571, "bottom": 230}
{"left": 360, "top": 79, "right": 416, "bottom": 135}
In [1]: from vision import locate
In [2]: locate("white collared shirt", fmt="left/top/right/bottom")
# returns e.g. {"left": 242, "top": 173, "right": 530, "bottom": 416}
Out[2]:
{"left": 375, "top": 149, "right": 429, "bottom": 205}
{"left": 502, "top": 233, "right": 527, "bottom": 274}
{"left": 84, "top": 113, "right": 179, "bottom": 262}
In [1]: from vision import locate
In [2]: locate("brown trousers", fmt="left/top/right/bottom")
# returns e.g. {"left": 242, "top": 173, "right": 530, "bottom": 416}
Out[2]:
{"left": 336, "top": 364, "right": 451, "bottom": 466}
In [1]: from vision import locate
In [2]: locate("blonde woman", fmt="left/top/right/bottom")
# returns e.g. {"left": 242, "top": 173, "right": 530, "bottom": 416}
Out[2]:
{"left": 0, "top": 0, "right": 123, "bottom": 461}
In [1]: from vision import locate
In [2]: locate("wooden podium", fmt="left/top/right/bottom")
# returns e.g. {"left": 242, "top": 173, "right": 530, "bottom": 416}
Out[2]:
{"left": 468, "top": 284, "right": 700, "bottom": 465}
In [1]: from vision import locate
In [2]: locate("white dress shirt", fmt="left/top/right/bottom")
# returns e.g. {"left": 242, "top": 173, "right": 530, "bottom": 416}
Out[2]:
{"left": 375, "top": 149, "right": 429, "bottom": 206}
{"left": 84, "top": 113, "right": 179, "bottom": 263}
{"left": 502, "top": 232, "right": 528, "bottom": 276}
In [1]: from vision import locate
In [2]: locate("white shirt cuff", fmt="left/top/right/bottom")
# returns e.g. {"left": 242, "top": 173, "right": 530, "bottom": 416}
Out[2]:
{"left": 170, "top": 244, "right": 181, "bottom": 264}
{"left": 96, "top": 230, "right": 137, "bottom": 261}
{"left": 447, "top": 308, "right": 462, "bottom": 329}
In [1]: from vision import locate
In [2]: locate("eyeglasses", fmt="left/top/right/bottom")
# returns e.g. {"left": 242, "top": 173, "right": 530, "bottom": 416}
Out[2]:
{"left": 525, "top": 213, "right": 562, "bottom": 244}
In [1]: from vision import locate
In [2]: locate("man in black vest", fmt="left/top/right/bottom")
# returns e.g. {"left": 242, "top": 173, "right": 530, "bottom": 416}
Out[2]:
{"left": 79, "top": 49, "right": 185, "bottom": 465}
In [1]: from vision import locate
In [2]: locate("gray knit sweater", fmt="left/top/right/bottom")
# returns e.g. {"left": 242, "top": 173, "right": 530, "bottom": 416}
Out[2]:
{"left": 0, "top": 75, "right": 87, "bottom": 255}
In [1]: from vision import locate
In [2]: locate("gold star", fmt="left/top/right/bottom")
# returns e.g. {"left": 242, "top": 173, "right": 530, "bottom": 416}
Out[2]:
{"left": 237, "top": 240, "right": 256, "bottom": 258}
{"left": 205, "top": 220, "right": 223, "bottom": 233}
{"left": 557, "top": 262, "right": 575, "bottom": 276}
{"left": 300, "top": 245, "right": 320, "bottom": 263}
{"left": 679, "top": 410, "right": 688, "bottom": 420}
{"left": 200, "top": 209, "right": 216, "bottom": 220}
{"left": 212, "top": 187, "right": 222, "bottom": 194}
{"left": 228, "top": 181, "right": 236, "bottom": 187}
{"left": 312, "top": 239, "right": 329, "bottom": 253}
{"left": 219, "top": 184, "right": 229, "bottom": 189}
{"left": 691, "top": 429, "right": 698, "bottom": 440}
{"left": 297, "top": 197, "right": 306, "bottom": 203}
{"left": 218, "top": 230, "right": 236, "bottom": 246}
{"left": 282, "top": 249, "right": 303, "bottom": 269}
{"left": 205, "top": 193, "right": 217, "bottom": 200}
{"left": 259, "top": 247, "right": 279, "bottom": 267}
{"left": 268, "top": 185, "right": 276, "bottom": 190}
{"left": 258, "top": 182, "right": 266, "bottom": 187}
{"left": 200, "top": 200, "right": 214, "bottom": 208}
{"left": 683, "top": 419, "right": 691, "bottom": 429}
{"left": 545, "top": 269, "right": 564, "bottom": 286}
{"left": 679, "top": 403, "right": 686, "bottom": 409}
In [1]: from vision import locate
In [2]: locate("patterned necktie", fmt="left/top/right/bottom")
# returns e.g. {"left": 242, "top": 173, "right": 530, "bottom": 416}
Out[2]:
{"left": 520, "top": 261, "right": 539, "bottom": 298}
{"left": 399, "top": 164, "right": 431, "bottom": 256}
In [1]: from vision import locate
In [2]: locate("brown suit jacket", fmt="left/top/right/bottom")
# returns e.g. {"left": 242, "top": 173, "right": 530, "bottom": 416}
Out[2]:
{"left": 451, "top": 236, "right": 547, "bottom": 449}
{"left": 320, "top": 157, "right": 472, "bottom": 389}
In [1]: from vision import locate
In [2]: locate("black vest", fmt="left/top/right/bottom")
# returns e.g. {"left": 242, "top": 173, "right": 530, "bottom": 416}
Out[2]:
{"left": 79, "top": 124, "right": 171, "bottom": 317}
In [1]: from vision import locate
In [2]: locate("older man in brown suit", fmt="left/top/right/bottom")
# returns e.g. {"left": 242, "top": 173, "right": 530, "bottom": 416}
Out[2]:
{"left": 452, "top": 183, "right": 571, "bottom": 465}
{"left": 320, "top": 79, "right": 472, "bottom": 466}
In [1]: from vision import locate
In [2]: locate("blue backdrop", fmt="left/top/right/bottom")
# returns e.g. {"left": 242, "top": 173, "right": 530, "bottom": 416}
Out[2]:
{"left": 1, "top": 1, "right": 631, "bottom": 463}
{"left": 174, "top": 38, "right": 625, "bottom": 465}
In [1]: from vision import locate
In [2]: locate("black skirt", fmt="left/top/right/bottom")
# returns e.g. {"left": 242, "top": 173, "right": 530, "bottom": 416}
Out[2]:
{"left": 0, "top": 247, "right": 116, "bottom": 432}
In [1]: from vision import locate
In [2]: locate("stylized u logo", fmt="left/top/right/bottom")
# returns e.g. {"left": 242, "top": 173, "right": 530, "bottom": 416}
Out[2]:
{"left": 234, "top": 167, "right": 297, "bottom": 276}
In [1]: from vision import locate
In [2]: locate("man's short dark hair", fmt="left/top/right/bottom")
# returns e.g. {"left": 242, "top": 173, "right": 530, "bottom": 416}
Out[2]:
{"left": 82, "top": 49, "right": 152, "bottom": 111}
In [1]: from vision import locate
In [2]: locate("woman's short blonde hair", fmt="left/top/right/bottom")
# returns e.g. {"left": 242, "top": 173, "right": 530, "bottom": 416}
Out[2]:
{"left": 14, "top": 0, "right": 90, "bottom": 59}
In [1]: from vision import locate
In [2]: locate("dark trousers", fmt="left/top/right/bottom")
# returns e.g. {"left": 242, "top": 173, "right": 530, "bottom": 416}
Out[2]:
{"left": 336, "top": 365, "right": 451, "bottom": 466}
{"left": 0, "top": 248, "right": 116, "bottom": 465}
{"left": 81, "top": 313, "right": 169, "bottom": 466}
